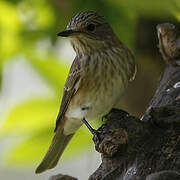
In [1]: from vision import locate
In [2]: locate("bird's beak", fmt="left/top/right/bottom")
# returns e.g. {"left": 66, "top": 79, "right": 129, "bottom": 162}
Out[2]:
{"left": 57, "top": 30, "right": 78, "bottom": 37}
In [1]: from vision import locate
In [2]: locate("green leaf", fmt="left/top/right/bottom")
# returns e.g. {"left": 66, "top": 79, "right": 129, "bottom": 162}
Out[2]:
{"left": 1, "top": 97, "right": 96, "bottom": 165}
{"left": 27, "top": 55, "right": 69, "bottom": 91}
{"left": 173, "top": 0, "right": 180, "bottom": 21}
{"left": 0, "top": 1, "right": 23, "bottom": 60}
{"left": 6, "top": 125, "right": 93, "bottom": 165}
{"left": 0, "top": 98, "right": 59, "bottom": 136}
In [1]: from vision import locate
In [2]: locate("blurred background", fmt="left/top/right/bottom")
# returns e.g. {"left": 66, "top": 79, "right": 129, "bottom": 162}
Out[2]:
{"left": 0, "top": 0, "right": 180, "bottom": 179}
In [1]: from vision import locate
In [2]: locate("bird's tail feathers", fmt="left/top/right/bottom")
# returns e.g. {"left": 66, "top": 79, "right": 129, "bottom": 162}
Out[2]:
{"left": 35, "top": 126, "right": 74, "bottom": 174}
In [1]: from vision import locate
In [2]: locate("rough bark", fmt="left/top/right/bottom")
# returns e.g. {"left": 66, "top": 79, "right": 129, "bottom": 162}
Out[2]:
{"left": 49, "top": 23, "right": 180, "bottom": 180}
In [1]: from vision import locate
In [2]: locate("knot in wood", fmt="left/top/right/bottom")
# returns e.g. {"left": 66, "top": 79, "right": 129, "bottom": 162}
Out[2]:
{"left": 98, "top": 128, "right": 128, "bottom": 157}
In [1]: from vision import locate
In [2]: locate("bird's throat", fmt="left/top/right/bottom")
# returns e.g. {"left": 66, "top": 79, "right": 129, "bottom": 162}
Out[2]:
{"left": 70, "top": 37, "right": 110, "bottom": 54}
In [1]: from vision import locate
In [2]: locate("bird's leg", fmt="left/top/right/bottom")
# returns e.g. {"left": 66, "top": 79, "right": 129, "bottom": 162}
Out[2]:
{"left": 82, "top": 118, "right": 101, "bottom": 146}
{"left": 82, "top": 118, "right": 97, "bottom": 135}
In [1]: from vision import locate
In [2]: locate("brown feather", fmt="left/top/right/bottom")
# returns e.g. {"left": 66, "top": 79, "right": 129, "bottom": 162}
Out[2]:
{"left": 55, "top": 56, "right": 82, "bottom": 131}
{"left": 35, "top": 118, "right": 74, "bottom": 173}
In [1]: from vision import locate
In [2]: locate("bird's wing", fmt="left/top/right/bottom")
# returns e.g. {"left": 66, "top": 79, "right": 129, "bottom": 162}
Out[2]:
{"left": 129, "top": 63, "right": 137, "bottom": 82}
{"left": 54, "top": 56, "right": 82, "bottom": 132}
{"left": 127, "top": 49, "right": 137, "bottom": 82}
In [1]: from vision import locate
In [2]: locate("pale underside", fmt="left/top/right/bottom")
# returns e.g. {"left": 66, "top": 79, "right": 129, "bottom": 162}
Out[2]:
{"left": 64, "top": 73, "right": 125, "bottom": 135}
{"left": 57, "top": 53, "right": 128, "bottom": 135}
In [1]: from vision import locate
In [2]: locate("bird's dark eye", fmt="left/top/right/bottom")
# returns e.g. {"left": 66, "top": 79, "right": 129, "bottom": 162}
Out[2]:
{"left": 86, "top": 24, "right": 95, "bottom": 31}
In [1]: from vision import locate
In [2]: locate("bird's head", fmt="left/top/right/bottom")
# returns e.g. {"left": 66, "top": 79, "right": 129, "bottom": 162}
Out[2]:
{"left": 57, "top": 11, "right": 117, "bottom": 54}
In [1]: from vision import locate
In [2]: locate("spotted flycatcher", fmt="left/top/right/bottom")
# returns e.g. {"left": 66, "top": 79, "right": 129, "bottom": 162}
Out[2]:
{"left": 36, "top": 11, "right": 136, "bottom": 173}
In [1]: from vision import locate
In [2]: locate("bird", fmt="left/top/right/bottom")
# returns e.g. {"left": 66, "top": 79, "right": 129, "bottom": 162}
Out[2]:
{"left": 35, "top": 11, "right": 136, "bottom": 174}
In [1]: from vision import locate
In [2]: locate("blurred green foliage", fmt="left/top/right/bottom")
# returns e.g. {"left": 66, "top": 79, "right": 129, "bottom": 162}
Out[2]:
{"left": 0, "top": 0, "right": 179, "bottom": 167}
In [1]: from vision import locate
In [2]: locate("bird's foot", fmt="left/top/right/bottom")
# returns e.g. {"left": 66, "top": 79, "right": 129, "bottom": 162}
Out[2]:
{"left": 92, "top": 128, "right": 104, "bottom": 148}
{"left": 82, "top": 118, "right": 103, "bottom": 146}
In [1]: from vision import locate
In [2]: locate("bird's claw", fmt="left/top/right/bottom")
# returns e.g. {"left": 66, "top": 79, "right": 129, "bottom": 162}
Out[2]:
{"left": 92, "top": 130, "right": 101, "bottom": 150}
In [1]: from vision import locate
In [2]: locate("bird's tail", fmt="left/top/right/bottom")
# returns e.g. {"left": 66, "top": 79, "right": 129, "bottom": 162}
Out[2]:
{"left": 35, "top": 126, "right": 74, "bottom": 174}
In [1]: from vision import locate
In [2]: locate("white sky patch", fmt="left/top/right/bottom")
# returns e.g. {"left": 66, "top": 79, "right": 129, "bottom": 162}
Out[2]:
{"left": 0, "top": 57, "right": 54, "bottom": 123}
{"left": 35, "top": 38, "right": 52, "bottom": 58}
{"left": 54, "top": 39, "right": 76, "bottom": 64}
